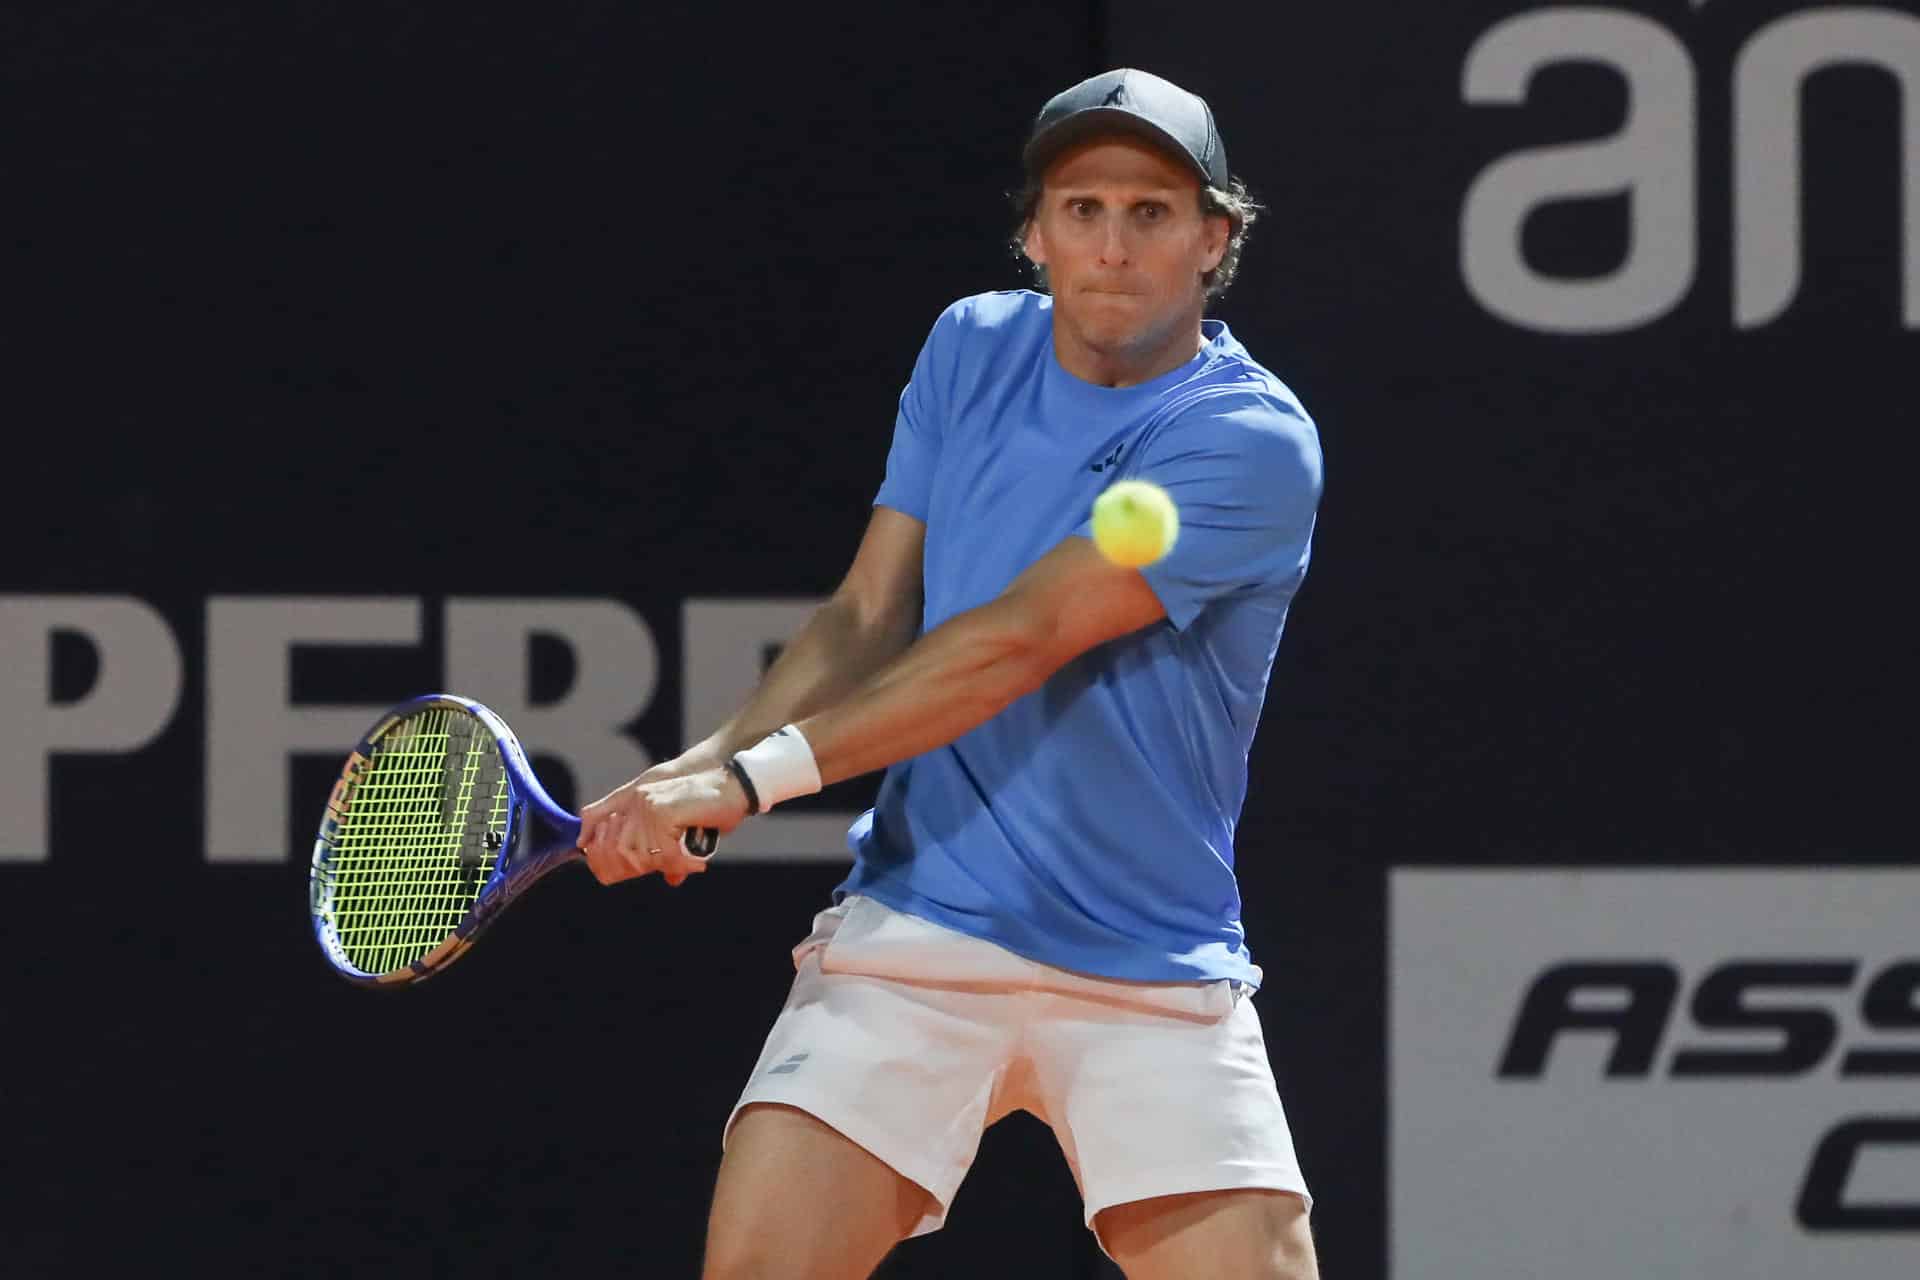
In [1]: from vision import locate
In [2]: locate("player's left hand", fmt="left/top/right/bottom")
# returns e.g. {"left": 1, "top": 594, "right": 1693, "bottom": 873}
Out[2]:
{"left": 578, "top": 768, "right": 750, "bottom": 887}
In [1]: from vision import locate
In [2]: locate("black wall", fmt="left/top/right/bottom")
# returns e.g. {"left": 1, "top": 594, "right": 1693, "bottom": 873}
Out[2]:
{"left": 5, "top": 2, "right": 1913, "bottom": 1276}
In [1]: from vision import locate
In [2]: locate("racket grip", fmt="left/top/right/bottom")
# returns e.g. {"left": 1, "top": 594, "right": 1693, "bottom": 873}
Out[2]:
{"left": 682, "top": 827, "right": 719, "bottom": 859}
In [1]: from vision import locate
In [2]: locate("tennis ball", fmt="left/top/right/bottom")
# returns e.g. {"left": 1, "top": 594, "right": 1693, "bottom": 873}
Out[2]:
{"left": 1091, "top": 479, "right": 1178, "bottom": 568}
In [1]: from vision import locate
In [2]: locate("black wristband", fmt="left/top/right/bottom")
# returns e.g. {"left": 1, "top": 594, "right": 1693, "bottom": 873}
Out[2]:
{"left": 726, "top": 756, "right": 763, "bottom": 816}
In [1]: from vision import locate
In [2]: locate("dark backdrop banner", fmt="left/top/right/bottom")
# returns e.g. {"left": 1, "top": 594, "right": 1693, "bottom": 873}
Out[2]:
{"left": 1111, "top": 3, "right": 1919, "bottom": 1275}
{"left": 4, "top": 1, "right": 1913, "bottom": 1276}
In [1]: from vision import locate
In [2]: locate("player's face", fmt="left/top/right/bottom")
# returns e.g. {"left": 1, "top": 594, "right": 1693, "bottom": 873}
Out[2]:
{"left": 1025, "top": 136, "right": 1229, "bottom": 382}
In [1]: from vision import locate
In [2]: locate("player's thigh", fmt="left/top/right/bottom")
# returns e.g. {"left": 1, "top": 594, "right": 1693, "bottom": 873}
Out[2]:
{"left": 702, "top": 1102, "right": 936, "bottom": 1280}
{"left": 1095, "top": 1188, "right": 1317, "bottom": 1280}
{"left": 1035, "top": 991, "right": 1310, "bottom": 1227}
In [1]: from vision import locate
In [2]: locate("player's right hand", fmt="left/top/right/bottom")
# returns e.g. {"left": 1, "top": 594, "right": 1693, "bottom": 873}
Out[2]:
{"left": 579, "top": 740, "right": 730, "bottom": 887}
{"left": 578, "top": 781, "right": 713, "bottom": 888}
{"left": 578, "top": 767, "right": 747, "bottom": 888}
{"left": 635, "top": 739, "right": 727, "bottom": 787}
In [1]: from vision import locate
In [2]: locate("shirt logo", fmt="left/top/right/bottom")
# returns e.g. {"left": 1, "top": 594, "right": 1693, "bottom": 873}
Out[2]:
{"left": 1089, "top": 443, "right": 1123, "bottom": 473}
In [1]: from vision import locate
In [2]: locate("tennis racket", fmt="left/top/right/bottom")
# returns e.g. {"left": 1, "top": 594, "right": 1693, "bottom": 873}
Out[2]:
{"left": 308, "top": 693, "right": 717, "bottom": 986}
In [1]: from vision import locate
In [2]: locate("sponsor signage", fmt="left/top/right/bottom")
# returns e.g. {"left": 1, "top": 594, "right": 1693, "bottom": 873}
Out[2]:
{"left": 0, "top": 593, "right": 857, "bottom": 862}
{"left": 1460, "top": 5, "right": 1920, "bottom": 332}
{"left": 1392, "top": 869, "right": 1919, "bottom": 1278}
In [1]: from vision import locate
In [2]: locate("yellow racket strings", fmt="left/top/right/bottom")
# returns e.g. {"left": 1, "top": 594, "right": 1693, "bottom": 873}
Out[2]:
{"left": 325, "top": 706, "right": 510, "bottom": 975}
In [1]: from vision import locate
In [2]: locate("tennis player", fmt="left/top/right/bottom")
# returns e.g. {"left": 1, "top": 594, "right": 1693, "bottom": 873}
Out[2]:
{"left": 580, "top": 67, "right": 1324, "bottom": 1280}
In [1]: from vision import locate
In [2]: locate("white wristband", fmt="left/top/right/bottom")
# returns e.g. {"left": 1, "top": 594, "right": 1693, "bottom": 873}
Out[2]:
{"left": 731, "top": 724, "right": 822, "bottom": 813}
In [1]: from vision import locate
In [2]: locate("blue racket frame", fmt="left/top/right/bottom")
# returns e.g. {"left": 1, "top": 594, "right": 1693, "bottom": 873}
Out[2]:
{"left": 310, "top": 693, "right": 714, "bottom": 987}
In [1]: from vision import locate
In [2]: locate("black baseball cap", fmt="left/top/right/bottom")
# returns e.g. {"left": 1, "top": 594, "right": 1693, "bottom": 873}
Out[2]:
{"left": 1022, "top": 68, "right": 1229, "bottom": 189}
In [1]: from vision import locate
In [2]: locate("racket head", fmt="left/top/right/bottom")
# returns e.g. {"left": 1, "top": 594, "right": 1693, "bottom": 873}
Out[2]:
{"left": 308, "top": 694, "right": 576, "bottom": 987}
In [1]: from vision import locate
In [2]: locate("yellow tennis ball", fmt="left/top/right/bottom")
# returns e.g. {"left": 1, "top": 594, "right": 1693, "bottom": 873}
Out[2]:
{"left": 1091, "top": 479, "right": 1179, "bottom": 568}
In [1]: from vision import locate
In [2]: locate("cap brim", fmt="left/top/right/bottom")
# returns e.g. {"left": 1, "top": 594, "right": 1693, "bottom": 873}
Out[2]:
{"left": 1022, "top": 108, "right": 1214, "bottom": 187}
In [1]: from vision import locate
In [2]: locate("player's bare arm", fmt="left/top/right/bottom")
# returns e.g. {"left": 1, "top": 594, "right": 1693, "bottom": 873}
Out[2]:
{"left": 578, "top": 506, "right": 923, "bottom": 883}
{"left": 795, "top": 537, "right": 1164, "bottom": 785}
{"left": 578, "top": 536, "right": 1165, "bottom": 880}
{"left": 631, "top": 507, "right": 925, "bottom": 782}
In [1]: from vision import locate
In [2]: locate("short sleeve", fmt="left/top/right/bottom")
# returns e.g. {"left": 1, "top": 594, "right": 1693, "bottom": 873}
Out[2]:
{"left": 1089, "top": 394, "right": 1322, "bottom": 630}
{"left": 872, "top": 305, "right": 959, "bottom": 521}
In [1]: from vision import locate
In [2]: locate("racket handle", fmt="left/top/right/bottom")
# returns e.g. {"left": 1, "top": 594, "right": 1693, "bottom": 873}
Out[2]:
{"left": 683, "top": 826, "right": 719, "bottom": 859}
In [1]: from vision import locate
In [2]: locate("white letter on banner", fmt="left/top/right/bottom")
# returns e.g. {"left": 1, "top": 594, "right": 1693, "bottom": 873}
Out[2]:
{"left": 205, "top": 597, "right": 421, "bottom": 863}
{"left": 1735, "top": 9, "right": 1920, "bottom": 328}
{"left": 0, "top": 596, "right": 183, "bottom": 861}
{"left": 684, "top": 598, "right": 854, "bottom": 862}
{"left": 444, "top": 598, "right": 659, "bottom": 807}
{"left": 1461, "top": 9, "right": 1696, "bottom": 333}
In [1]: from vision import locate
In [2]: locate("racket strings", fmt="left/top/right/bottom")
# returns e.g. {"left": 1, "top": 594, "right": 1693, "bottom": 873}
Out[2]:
{"left": 318, "top": 706, "right": 510, "bottom": 975}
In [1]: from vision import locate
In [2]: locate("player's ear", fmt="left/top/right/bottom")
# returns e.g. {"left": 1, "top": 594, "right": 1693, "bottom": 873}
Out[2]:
{"left": 1024, "top": 217, "right": 1049, "bottom": 268}
{"left": 1200, "top": 212, "right": 1229, "bottom": 273}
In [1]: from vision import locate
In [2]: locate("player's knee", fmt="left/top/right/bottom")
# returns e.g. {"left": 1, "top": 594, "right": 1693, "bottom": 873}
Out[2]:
{"left": 1200, "top": 1234, "right": 1315, "bottom": 1280}
{"left": 699, "top": 1237, "right": 783, "bottom": 1280}
{"left": 1098, "top": 1189, "right": 1317, "bottom": 1280}
{"left": 1263, "top": 1205, "right": 1318, "bottom": 1280}
{"left": 701, "top": 1191, "right": 826, "bottom": 1280}
{"left": 701, "top": 1229, "right": 906, "bottom": 1280}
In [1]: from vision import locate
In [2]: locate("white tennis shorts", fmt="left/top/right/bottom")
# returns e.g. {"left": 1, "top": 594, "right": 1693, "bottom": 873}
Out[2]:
{"left": 724, "top": 896, "right": 1311, "bottom": 1240}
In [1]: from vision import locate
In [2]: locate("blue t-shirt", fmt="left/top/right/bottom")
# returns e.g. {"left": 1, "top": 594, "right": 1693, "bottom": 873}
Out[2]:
{"left": 837, "top": 290, "right": 1322, "bottom": 986}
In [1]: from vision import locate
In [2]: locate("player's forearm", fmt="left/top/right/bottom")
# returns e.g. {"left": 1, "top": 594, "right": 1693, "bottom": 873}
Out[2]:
{"left": 699, "top": 594, "right": 920, "bottom": 761}
{"left": 793, "top": 599, "right": 1052, "bottom": 787}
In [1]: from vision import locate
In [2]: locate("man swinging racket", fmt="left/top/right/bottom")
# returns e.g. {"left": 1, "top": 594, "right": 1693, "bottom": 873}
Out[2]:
{"left": 579, "top": 67, "right": 1325, "bottom": 1280}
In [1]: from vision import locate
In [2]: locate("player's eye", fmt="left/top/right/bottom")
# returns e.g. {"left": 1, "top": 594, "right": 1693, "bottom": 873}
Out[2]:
{"left": 1136, "top": 201, "right": 1168, "bottom": 222}
{"left": 1067, "top": 198, "right": 1097, "bottom": 218}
